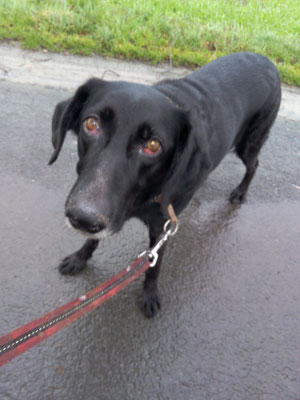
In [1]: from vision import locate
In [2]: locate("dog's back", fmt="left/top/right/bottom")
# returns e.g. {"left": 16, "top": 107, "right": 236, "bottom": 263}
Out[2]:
{"left": 156, "top": 52, "right": 281, "bottom": 172}
{"left": 158, "top": 52, "right": 280, "bottom": 110}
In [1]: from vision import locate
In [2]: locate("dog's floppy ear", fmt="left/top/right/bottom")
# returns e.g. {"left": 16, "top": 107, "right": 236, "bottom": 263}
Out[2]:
{"left": 161, "top": 110, "right": 207, "bottom": 215}
{"left": 49, "top": 78, "right": 104, "bottom": 165}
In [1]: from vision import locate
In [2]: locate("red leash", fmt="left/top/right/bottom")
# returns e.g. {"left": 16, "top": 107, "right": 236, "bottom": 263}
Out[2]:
{"left": 0, "top": 255, "right": 150, "bottom": 367}
{"left": 0, "top": 214, "right": 179, "bottom": 367}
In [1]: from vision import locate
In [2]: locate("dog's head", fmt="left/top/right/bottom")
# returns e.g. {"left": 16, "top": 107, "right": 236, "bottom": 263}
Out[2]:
{"left": 50, "top": 78, "right": 198, "bottom": 238}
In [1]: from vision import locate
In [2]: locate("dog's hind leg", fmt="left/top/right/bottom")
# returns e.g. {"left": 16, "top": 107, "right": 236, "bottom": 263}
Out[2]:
{"left": 229, "top": 155, "right": 259, "bottom": 204}
{"left": 58, "top": 239, "right": 99, "bottom": 275}
{"left": 229, "top": 103, "right": 280, "bottom": 204}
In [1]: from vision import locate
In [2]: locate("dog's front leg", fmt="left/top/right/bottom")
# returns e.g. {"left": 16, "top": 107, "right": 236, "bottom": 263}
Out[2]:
{"left": 58, "top": 239, "right": 99, "bottom": 275}
{"left": 142, "top": 226, "right": 166, "bottom": 318}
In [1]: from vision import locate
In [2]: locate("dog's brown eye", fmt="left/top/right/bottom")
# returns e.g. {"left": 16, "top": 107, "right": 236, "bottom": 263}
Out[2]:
{"left": 84, "top": 117, "right": 100, "bottom": 134}
{"left": 145, "top": 139, "right": 161, "bottom": 154}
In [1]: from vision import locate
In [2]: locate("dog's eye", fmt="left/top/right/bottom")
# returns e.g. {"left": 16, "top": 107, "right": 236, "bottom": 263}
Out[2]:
{"left": 84, "top": 117, "right": 100, "bottom": 134}
{"left": 143, "top": 139, "right": 161, "bottom": 154}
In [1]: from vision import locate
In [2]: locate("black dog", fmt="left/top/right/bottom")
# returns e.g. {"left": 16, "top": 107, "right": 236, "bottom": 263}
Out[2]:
{"left": 49, "top": 52, "right": 281, "bottom": 317}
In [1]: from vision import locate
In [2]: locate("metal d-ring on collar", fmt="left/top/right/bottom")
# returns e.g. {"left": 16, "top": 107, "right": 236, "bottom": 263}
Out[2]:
{"left": 139, "top": 204, "right": 179, "bottom": 268}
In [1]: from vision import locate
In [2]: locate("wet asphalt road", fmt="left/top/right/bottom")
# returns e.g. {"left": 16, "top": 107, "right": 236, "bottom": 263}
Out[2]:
{"left": 0, "top": 80, "right": 300, "bottom": 400}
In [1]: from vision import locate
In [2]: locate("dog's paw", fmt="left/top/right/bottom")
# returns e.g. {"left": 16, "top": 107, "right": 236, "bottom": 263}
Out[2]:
{"left": 142, "top": 289, "right": 161, "bottom": 318}
{"left": 229, "top": 188, "right": 246, "bottom": 204}
{"left": 58, "top": 253, "right": 87, "bottom": 275}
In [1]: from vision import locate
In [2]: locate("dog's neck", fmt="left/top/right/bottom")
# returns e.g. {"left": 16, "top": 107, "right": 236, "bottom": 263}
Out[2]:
{"left": 158, "top": 90, "right": 181, "bottom": 109}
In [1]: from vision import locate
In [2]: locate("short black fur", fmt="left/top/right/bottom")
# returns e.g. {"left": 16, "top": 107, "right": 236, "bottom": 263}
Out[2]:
{"left": 50, "top": 52, "right": 281, "bottom": 317}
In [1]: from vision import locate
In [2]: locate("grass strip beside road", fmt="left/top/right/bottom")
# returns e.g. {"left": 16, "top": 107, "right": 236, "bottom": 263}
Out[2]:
{"left": 0, "top": 0, "right": 299, "bottom": 85}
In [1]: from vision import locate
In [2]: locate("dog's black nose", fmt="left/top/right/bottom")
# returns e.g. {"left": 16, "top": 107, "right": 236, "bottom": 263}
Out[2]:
{"left": 66, "top": 207, "right": 108, "bottom": 234}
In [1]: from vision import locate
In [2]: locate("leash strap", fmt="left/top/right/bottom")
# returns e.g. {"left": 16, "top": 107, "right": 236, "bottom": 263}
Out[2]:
{"left": 0, "top": 208, "right": 179, "bottom": 367}
{"left": 0, "top": 255, "right": 150, "bottom": 367}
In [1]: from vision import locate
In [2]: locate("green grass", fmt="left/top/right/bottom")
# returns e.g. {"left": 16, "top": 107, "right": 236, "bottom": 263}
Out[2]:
{"left": 0, "top": 0, "right": 299, "bottom": 85}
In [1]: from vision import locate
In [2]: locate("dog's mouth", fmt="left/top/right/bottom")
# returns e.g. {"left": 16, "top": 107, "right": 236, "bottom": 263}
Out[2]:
{"left": 65, "top": 218, "right": 113, "bottom": 240}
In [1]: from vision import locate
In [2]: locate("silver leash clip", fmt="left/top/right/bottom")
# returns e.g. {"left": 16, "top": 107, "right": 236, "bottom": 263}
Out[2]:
{"left": 139, "top": 219, "right": 179, "bottom": 267}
